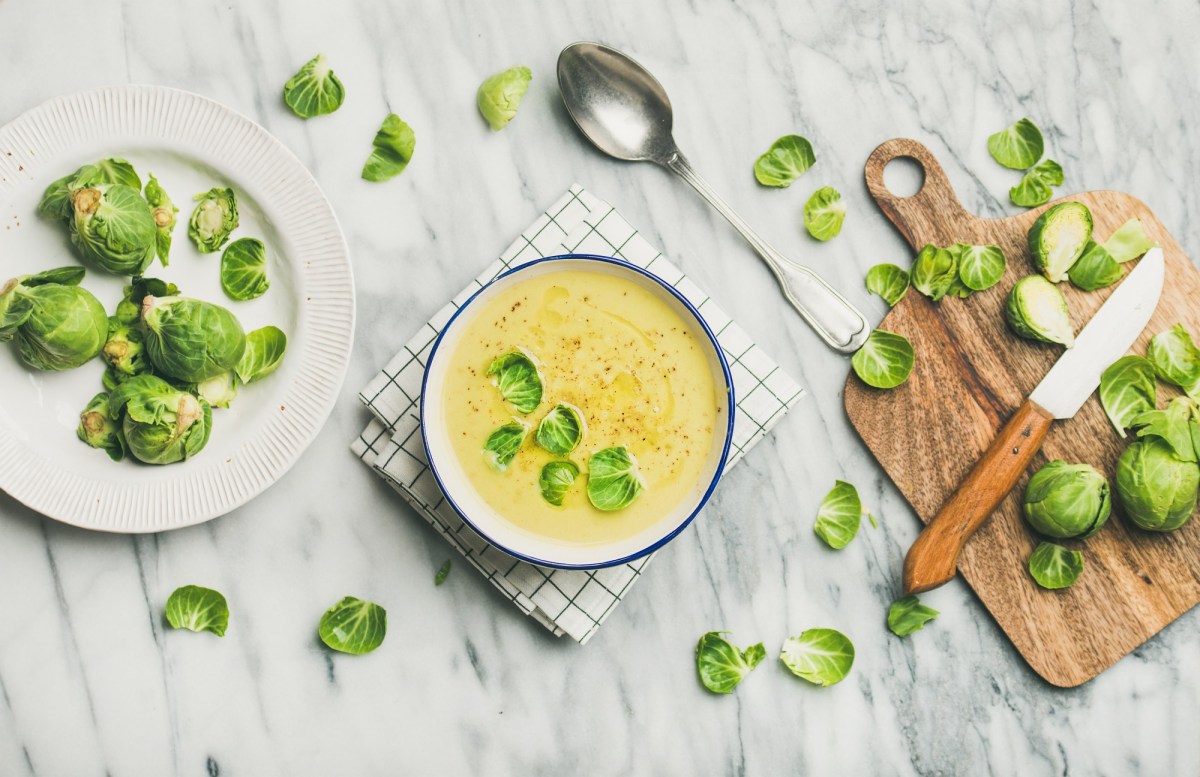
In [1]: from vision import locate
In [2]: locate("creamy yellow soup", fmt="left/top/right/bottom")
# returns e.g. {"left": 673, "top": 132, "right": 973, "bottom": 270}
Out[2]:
{"left": 443, "top": 269, "right": 721, "bottom": 545}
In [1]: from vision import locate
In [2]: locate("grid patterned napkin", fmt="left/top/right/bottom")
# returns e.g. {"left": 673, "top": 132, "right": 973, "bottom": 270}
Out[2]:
{"left": 351, "top": 185, "right": 804, "bottom": 644}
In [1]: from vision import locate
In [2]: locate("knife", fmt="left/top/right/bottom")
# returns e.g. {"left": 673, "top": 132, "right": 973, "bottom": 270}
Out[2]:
{"left": 902, "top": 247, "right": 1165, "bottom": 595}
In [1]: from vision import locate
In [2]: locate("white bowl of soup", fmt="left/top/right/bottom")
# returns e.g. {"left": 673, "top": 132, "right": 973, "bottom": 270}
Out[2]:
{"left": 421, "top": 254, "right": 734, "bottom": 569}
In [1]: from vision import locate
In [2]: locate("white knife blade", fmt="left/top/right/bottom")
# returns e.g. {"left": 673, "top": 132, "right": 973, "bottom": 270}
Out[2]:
{"left": 1030, "top": 247, "right": 1165, "bottom": 419}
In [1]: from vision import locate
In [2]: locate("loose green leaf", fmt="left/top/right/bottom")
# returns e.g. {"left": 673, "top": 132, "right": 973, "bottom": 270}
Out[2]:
{"left": 189, "top": 187, "right": 239, "bottom": 254}
{"left": 586, "top": 446, "right": 645, "bottom": 511}
{"left": 1010, "top": 159, "right": 1064, "bottom": 208}
{"left": 486, "top": 350, "right": 543, "bottom": 413}
{"left": 318, "top": 596, "right": 387, "bottom": 655}
{"left": 780, "top": 628, "right": 855, "bottom": 686}
{"left": 987, "top": 118, "right": 1045, "bottom": 170}
{"left": 434, "top": 559, "right": 451, "bottom": 586}
{"left": 696, "top": 632, "right": 765, "bottom": 694}
{"left": 235, "top": 325, "right": 288, "bottom": 384}
{"left": 144, "top": 174, "right": 178, "bottom": 266}
{"left": 362, "top": 114, "right": 416, "bottom": 182}
{"left": 1005, "top": 275, "right": 1074, "bottom": 347}
{"left": 753, "top": 135, "right": 816, "bottom": 187}
{"left": 538, "top": 460, "right": 580, "bottom": 506}
{"left": 813, "top": 480, "right": 862, "bottom": 549}
{"left": 482, "top": 419, "right": 529, "bottom": 471}
{"left": 1115, "top": 438, "right": 1200, "bottom": 532}
{"left": 1103, "top": 217, "right": 1155, "bottom": 263}
{"left": 1147, "top": 324, "right": 1200, "bottom": 398}
{"left": 803, "top": 186, "right": 845, "bottom": 241}
{"left": 1067, "top": 241, "right": 1123, "bottom": 291}
{"left": 1099, "top": 355, "right": 1157, "bottom": 437}
{"left": 1028, "top": 542, "right": 1083, "bottom": 589}
{"left": 477, "top": 65, "right": 532, "bottom": 131}
{"left": 1028, "top": 202, "right": 1093, "bottom": 283}
{"left": 1130, "top": 397, "right": 1198, "bottom": 463}
{"left": 1022, "top": 461, "right": 1111, "bottom": 539}
{"left": 956, "top": 244, "right": 1006, "bottom": 291}
{"left": 911, "top": 244, "right": 958, "bottom": 301}
{"left": 165, "top": 585, "right": 229, "bottom": 636}
{"left": 865, "top": 263, "right": 909, "bottom": 306}
{"left": 887, "top": 595, "right": 940, "bottom": 637}
{"left": 283, "top": 54, "right": 345, "bottom": 118}
{"left": 535, "top": 403, "right": 585, "bottom": 455}
{"left": 220, "top": 238, "right": 270, "bottom": 301}
{"left": 851, "top": 329, "right": 914, "bottom": 390}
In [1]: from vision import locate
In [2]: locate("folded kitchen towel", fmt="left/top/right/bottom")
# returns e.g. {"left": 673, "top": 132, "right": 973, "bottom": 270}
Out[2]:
{"left": 351, "top": 185, "right": 804, "bottom": 644}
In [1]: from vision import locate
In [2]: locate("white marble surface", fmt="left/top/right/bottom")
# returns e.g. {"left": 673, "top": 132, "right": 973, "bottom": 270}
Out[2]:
{"left": 1, "top": 0, "right": 1199, "bottom": 774}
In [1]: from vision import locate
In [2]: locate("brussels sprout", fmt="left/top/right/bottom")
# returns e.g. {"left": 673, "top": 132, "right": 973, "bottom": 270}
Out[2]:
{"left": 780, "top": 628, "right": 855, "bottom": 686}
{"left": 165, "top": 585, "right": 229, "bottom": 637}
{"left": 911, "top": 244, "right": 957, "bottom": 301}
{"left": 101, "top": 317, "right": 148, "bottom": 378}
{"left": 189, "top": 187, "right": 239, "bottom": 254}
{"left": 586, "top": 446, "right": 645, "bottom": 511}
{"left": 696, "top": 632, "right": 765, "bottom": 694}
{"left": 476, "top": 65, "right": 532, "bottom": 131}
{"left": 141, "top": 295, "right": 246, "bottom": 383}
{"left": 68, "top": 180, "right": 158, "bottom": 275}
{"left": 956, "top": 244, "right": 1006, "bottom": 291}
{"left": 535, "top": 402, "right": 585, "bottom": 455}
{"left": 143, "top": 174, "right": 178, "bottom": 266}
{"left": 109, "top": 374, "right": 212, "bottom": 465}
{"left": 814, "top": 480, "right": 863, "bottom": 549}
{"left": 77, "top": 392, "right": 125, "bottom": 461}
{"left": 1010, "top": 159, "right": 1063, "bottom": 208}
{"left": 1028, "top": 202, "right": 1092, "bottom": 283}
{"left": 987, "top": 117, "right": 1044, "bottom": 170}
{"left": 318, "top": 596, "right": 386, "bottom": 655}
{"left": 1028, "top": 542, "right": 1083, "bottom": 589}
{"left": 220, "top": 238, "right": 270, "bottom": 301}
{"left": 1099, "top": 355, "right": 1157, "bottom": 437}
{"left": 538, "top": 460, "right": 580, "bottom": 506}
{"left": 1022, "top": 461, "right": 1111, "bottom": 539}
{"left": 486, "top": 350, "right": 542, "bottom": 413}
{"left": 1147, "top": 324, "right": 1200, "bottom": 398}
{"left": 1103, "top": 217, "right": 1155, "bottom": 263}
{"left": 235, "top": 325, "right": 288, "bottom": 384}
{"left": 851, "top": 329, "right": 914, "bottom": 389}
{"left": 482, "top": 419, "right": 529, "bottom": 471}
{"left": 754, "top": 135, "right": 815, "bottom": 187}
{"left": 1067, "top": 241, "right": 1122, "bottom": 291}
{"left": 1005, "top": 275, "right": 1074, "bottom": 347}
{"left": 362, "top": 114, "right": 416, "bottom": 183}
{"left": 803, "top": 186, "right": 845, "bottom": 241}
{"left": 0, "top": 268, "right": 107, "bottom": 370}
{"left": 865, "top": 263, "right": 909, "bottom": 307}
{"left": 283, "top": 54, "right": 345, "bottom": 119}
{"left": 197, "top": 370, "right": 238, "bottom": 409}
{"left": 1115, "top": 438, "right": 1199, "bottom": 532}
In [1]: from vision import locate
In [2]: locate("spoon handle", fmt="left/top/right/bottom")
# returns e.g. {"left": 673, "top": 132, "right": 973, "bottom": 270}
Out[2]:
{"left": 664, "top": 151, "right": 870, "bottom": 353}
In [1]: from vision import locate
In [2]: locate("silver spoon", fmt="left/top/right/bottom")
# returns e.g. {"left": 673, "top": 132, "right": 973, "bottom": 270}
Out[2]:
{"left": 557, "top": 42, "right": 871, "bottom": 353}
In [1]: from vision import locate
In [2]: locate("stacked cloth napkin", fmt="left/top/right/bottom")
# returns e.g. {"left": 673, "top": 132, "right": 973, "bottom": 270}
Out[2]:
{"left": 352, "top": 185, "right": 804, "bottom": 644}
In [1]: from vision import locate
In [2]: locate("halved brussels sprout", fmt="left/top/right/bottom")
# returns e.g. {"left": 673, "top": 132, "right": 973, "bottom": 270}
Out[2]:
{"left": 197, "top": 370, "right": 238, "bottom": 409}
{"left": 141, "top": 295, "right": 246, "bottom": 383}
{"left": 77, "top": 391, "right": 125, "bottom": 461}
{"left": 69, "top": 180, "right": 158, "bottom": 275}
{"left": 220, "top": 238, "right": 270, "bottom": 301}
{"left": 535, "top": 402, "right": 586, "bottom": 455}
{"left": 189, "top": 187, "right": 239, "bottom": 254}
{"left": 586, "top": 446, "right": 645, "bottom": 511}
{"left": 1115, "top": 437, "right": 1199, "bottom": 532}
{"left": 108, "top": 374, "right": 212, "bottom": 465}
{"left": 102, "top": 317, "right": 148, "bottom": 378}
{"left": 1022, "top": 461, "right": 1111, "bottom": 539}
{"left": 1028, "top": 202, "right": 1093, "bottom": 283}
{"left": 476, "top": 66, "right": 532, "bottom": 131}
{"left": 144, "top": 173, "right": 178, "bottom": 266}
{"left": 1005, "top": 275, "right": 1074, "bottom": 347}
{"left": 0, "top": 268, "right": 107, "bottom": 370}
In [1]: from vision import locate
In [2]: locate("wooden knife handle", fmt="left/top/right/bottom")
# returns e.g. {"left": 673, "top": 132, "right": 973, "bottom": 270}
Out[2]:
{"left": 902, "top": 399, "right": 1054, "bottom": 595}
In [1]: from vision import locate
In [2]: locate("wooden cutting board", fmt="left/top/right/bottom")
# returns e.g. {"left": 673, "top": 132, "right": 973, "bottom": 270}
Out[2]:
{"left": 845, "top": 139, "right": 1200, "bottom": 687}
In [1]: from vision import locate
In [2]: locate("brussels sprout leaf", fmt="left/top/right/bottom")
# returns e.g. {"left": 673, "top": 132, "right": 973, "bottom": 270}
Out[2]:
{"left": 865, "top": 263, "right": 909, "bottom": 307}
{"left": 486, "top": 350, "right": 543, "bottom": 413}
{"left": 1103, "top": 217, "right": 1155, "bottom": 263}
{"left": 803, "top": 186, "right": 845, "bottom": 241}
{"left": 362, "top": 114, "right": 416, "bottom": 182}
{"left": 911, "top": 244, "right": 957, "bottom": 301}
{"left": 956, "top": 244, "right": 1006, "bottom": 291}
{"left": 236, "top": 325, "right": 287, "bottom": 384}
{"left": 1131, "top": 397, "right": 1198, "bottom": 463}
{"left": 1067, "top": 241, "right": 1123, "bottom": 291}
{"left": 780, "top": 628, "right": 854, "bottom": 686}
{"left": 283, "top": 54, "right": 345, "bottom": 118}
{"left": 434, "top": 559, "right": 452, "bottom": 586}
{"left": 220, "top": 238, "right": 270, "bottom": 301}
{"left": 165, "top": 585, "right": 229, "bottom": 636}
{"left": 851, "top": 329, "right": 914, "bottom": 390}
{"left": 1147, "top": 324, "right": 1200, "bottom": 398}
{"left": 318, "top": 596, "right": 386, "bottom": 655}
{"left": 987, "top": 118, "right": 1045, "bottom": 170}
{"left": 477, "top": 66, "right": 532, "bottom": 131}
{"left": 1009, "top": 159, "right": 1063, "bottom": 208}
{"left": 813, "top": 480, "right": 862, "bottom": 549}
{"left": 539, "top": 460, "right": 580, "bottom": 506}
{"left": 754, "top": 135, "right": 815, "bottom": 187}
{"left": 1099, "top": 355, "right": 1157, "bottom": 437}
{"left": 586, "top": 446, "right": 645, "bottom": 511}
{"left": 482, "top": 420, "right": 529, "bottom": 471}
{"left": 696, "top": 632, "right": 765, "bottom": 694}
{"left": 887, "top": 595, "right": 939, "bottom": 637}
{"left": 144, "top": 174, "right": 178, "bottom": 266}
{"left": 535, "top": 403, "right": 585, "bottom": 455}
{"left": 1028, "top": 542, "right": 1083, "bottom": 590}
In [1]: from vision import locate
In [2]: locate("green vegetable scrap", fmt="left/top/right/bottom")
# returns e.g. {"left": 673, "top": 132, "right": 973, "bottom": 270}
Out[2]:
{"left": 1098, "top": 355, "right": 1157, "bottom": 437}
{"left": 235, "top": 325, "right": 288, "bottom": 384}
{"left": 911, "top": 244, "right": 958, "bottom": 301}
{"left": 77, "top": 392, "right": 125, "bottom": 461}
{"left": 1005, "top": 275, "right": 1074, "bottom": 347}
{"left": 1022, "top": 461, "right": 1111, "bottom": 539}
{"left": 535, "top": 402, "right": 585, "bottom": 455}
{"left": 813, "top": 480, "right": 862, "bottom": 550}
{"left": 108, "top": 374, "right": 212, "bottom": 465}
{"left": 780, "top": 628, "right": 854, "bottom": 686}
{"left": 1103, "top": 217, "right": 1155, "bottom": 263}
{"left": 753, "top": 135, "right": 815, "bottom": 187}
{"left": 482, "top": 419, "right": 530, "bottom": 471}
{"left": 586, "top": 446, "right": 645, "bottom": 511}
{"left": 220, "top": 237, "right": 270, "bottom": 301}
{"left": 0, "top": 267, "right": 107, "bottom": 371}
{"left": 851, "top": 329, "right": 914, "bottom": 390}
{"left": 362, "top": 114, "right": 416, "bottom": 182}
{"left": 955, "top": 244, "right": 1007, "bottom": 292}
{"left": 803, "top": 186, "right": 845, "bottom": 241}
{"left": 144, "top": 174, "right": 178, "bottom": 266}
{"left": 1067, "top": 241, "right": 1122, "bottom": 291}
{"left": 696, "top": 632, "right": 765, "bottom": 694}
{"left": 1028, "top": 202, "right": 1093, "bottom": 283}
{"left": 141, "top": 295, "right": 246, "bottom": 383}
{"left": 1010, "top": 159, "right": 1063, "bottom": 208}
{"left": 487, "top": 350, "right": 543, "bottom": 413}
{"left": 1027, "top": 542, "right": 1083, "bottom": 590}
{"left": 434, "top": 559, "right": 452, "bottom": 586}
{"left": 165, "top": 585, "right": 229, "bottom": 636}
{"left": 538, "top": 460, "right": 580, "bottom": 506}
{"left": 1115, "top": 437, "right": 1199, "bottom": 532}
{"left": 318, "top": 596, "right": 387, "bottom": 655}
{"left": 987, "top": 118, "right": 1045, "bottom": 170}
{"left": 477, "top": 66, "right": 532, "bottom": 131}
{"left": 283, "top": 54, "right": 345, "bottom": 118}
{"left": 865, "top": 263, "right": 909, "bottom": 307}
{"left": 189, "top": 187, "right": 239, "bottom": 254}
{"left": 887, "top": 595, "right": 939, "bottom": 637}
{"left": 1147, "top": 324, "right": 1200, "bottom": 398}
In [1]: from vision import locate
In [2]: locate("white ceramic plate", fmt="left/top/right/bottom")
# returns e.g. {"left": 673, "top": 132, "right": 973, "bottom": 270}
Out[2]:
{"left": 0, "top": 86, "right": 354, "bottom": 532}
